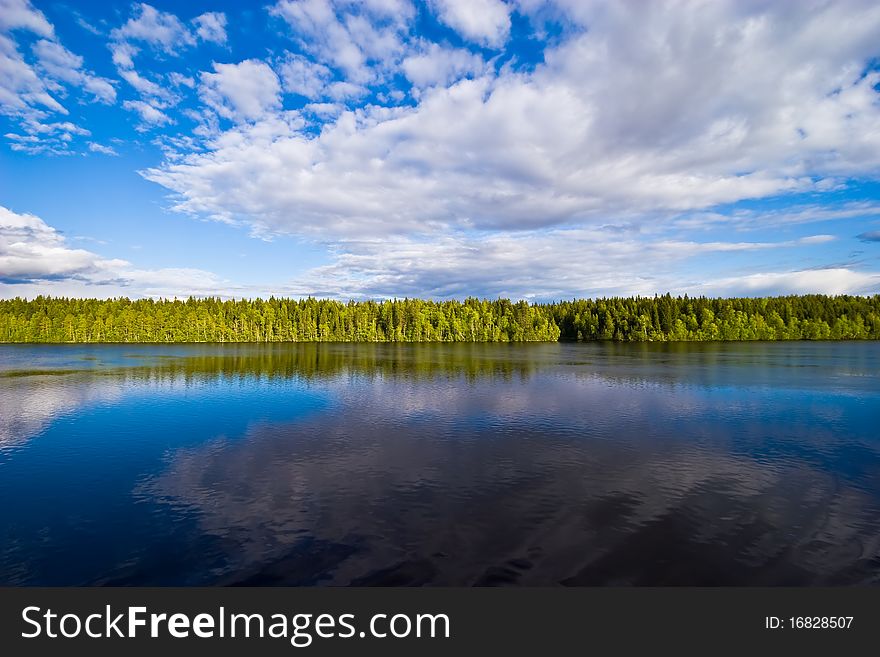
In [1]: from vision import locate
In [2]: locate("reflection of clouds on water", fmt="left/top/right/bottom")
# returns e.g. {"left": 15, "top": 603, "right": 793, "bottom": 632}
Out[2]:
{"left": 0, "top": 369, "right": 223, "bottom": 452}
{"left": 330, "top": 371, "right": 880, "bottom": 463}
{"left": 0, "top": 375, "right": 125, "bottom": 451}
{"left": 139, "top": 374, "right": 880, "bottom": 586}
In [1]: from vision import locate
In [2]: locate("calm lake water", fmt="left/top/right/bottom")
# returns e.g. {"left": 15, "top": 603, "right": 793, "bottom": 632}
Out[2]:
{"left": 1, "top": 342, "right": 879, "bottom": 586}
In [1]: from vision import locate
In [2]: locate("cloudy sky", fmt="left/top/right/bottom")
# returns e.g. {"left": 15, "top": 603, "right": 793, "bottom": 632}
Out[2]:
{"left": 1, "top": 0, "right": 880, "bottom": 300}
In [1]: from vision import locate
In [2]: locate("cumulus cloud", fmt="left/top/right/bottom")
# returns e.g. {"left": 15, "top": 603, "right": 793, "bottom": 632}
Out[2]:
{"left": 32, "top": 39, "right": 116, "bottom": 103}
{"left": 108, "top": 4, "right": 204, "bottom": 127}
{"left": 269, "top": 0, "right": 416, "bottom": 84}
{"left": 146, "top": 0, "right": 880, "bottom": 246}
{"left": 0, "top": 205, "right": 120, "bottom": 282}
{"left": 0, "top": 0, "right": 118, "bottom": 153}
{"left": 87, "top": 141, "right": 118, "bottom": 156}
{"left": 0, "top": 2, "right": 63, "bottom": 122}
{"left": 0, "top": 206, "right": 133, "bottom": 283}
{"left": 0, "top": 270, "right": 235, "bottom": 301}
{"left": 687, "top": 269, "right": 880, "bottom": 298}
{"left": 193, "top": 12, "right": 227, "bottom": 45}
{"left": 5, "top": 120, "right": 91, "bottom": 154}
{"left": 429, "top": 0, "right": 511, "bottom": 48}
{"left": 6, "top": 202, "right": 865, "bottom": 301}
{"left": 169, "top": 72, "right": 195, "bottom": 88}
{"left": 276, "top": 229, "right": 857, "bottom": 300}
{"left": 109, "top": 41, "right": 137, "bottom": 69}
{"left": 325, "top": 80, "right": 367, "bottom": 100}
{"left": 278, "top": 52, "right": 331, "bottom": 99}
{"left": 402, "top": 41, "right": 486, "bottom": 88}
{"left": 0, "top": 0, "right": 53, "bottom": 37}
{"left": 199, "top": 60, "right": 282, "bottom": 122}
{"left": 0, "top": 33, "right": 67, "bottom": 119}
{"left": 0, "top": 206, "right": 229, "bottom": 298}
{"left": 110, "top": 3, "right": 196, "bottom": 54}
{"left": 122, "top": 99, "right": 173, "bottom": 129}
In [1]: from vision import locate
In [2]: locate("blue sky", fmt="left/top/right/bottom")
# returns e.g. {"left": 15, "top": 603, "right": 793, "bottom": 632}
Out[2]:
{"left": 1, "top": 0, "right": 880, "bottom": 300}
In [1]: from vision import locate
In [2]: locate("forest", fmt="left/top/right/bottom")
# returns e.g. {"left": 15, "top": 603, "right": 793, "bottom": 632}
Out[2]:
{"left": 1, "top": 294, "right": 879, "bottom": 343}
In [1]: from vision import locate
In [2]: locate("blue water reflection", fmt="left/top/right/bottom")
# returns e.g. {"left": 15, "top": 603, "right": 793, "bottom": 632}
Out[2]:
{"left": 1, "top": 342, "right": 878, "bottom": 585}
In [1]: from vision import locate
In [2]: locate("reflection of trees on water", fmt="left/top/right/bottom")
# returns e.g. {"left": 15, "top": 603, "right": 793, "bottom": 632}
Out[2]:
{"left": 0, "top": 343, "right": 554, "bottom": 451}
{"left": 4, "top": 342, "right": 878, "bottom": 391}
{"left": 2, "top": 343, "right": 560, "bottom": 386}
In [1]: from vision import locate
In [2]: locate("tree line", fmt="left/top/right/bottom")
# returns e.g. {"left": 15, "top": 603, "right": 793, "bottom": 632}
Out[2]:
{"left": 550, "top": 294, "right": 880, "bottom": 341}
{"left": 0, "top": 296, "right": 560, "bottom": 343}
{"left": 1, "top": 294, "right": 879, "bottom": 343}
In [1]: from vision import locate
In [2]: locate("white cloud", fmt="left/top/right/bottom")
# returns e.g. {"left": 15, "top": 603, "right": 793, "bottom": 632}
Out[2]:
{"left": 278, "top": 52, "right": 331, "bottom": 99}
{"left": 81, "top": 76, "right": 117, "bottom": 105}
{"left": 4, "top": 120, "right": 90, "bottom": 154}
{"left": 199, "top": 60, "right": 282, "bottom": 122}
{"left": 118, "top": 68, "right": 173, "bottom": 102}
{"left": 0, "top": 206, "right": 230, "bottom": 299}
{"left": 402, "top": 41, "right": 486, "bottom": 88}
{"left": 73, "top": 13, "right": 102, "bottom": 37}
{"left": 325, "top": 80, "right": 367, "bottom": 100}
{"left": 673, "top": 202, "right": 880, "bottom": 232}
{"left": 0, "top": 1, "right": 116, "bottom": 152}
{"left": 122, "top": 99, "right": 172, "bottom": 129}
{"left": 276, "top": 229, "right": 857, "bottom": 300}
{"left": 110, "top": 3, "right": 196, "bottom": 54}
{"left": 304, "top": 101, "right": 342, "bottom": 117}
{"left": 2, "top": 204, "right": 873, "bottom": 302}
{"left": 0, "top": 33, "right": 67, "bottom": 119}
{"left": 430, "top": 0, "right": 511, "bottom": 48}
{"left": 193, "top": 12, "right": 227, "bottom": 45}
{"left": 147, "top": 1, "right": 880, "bottom": 244}
{"left": 32, "top": 39, "right": 116, "bottom": 104}
{"left": 87, "top": 141, "right": 118, "bottom": 156}
{"left": 0, "top": 0, "right": 53, "bottom": 38}
{"left": 169, "top": 72, "right": 195, "bottom": 88}
{"left": 688, "top": 269, "right": 880, "bottom": 298}
{"left": 0, "top": 206, "right": 124, "bottom": 281}
{"left": 0, "top": 270, "right": 234, "bottom": 300}
{"left": 23, "top": 120, "right": 89, "bottom": 136}
{"left": 31, "top": 39, "right": 82, "bottom": 81}
{"left": 109, "top": 3, "right": 198, "bottom": 127}
{"left": 269, "top": 0, "right": 415, "bottom": 84}
{"left": 109, "top": 41, "right": 138, "bottom": 69}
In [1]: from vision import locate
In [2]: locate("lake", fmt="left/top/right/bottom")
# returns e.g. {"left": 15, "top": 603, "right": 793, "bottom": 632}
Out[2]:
{"left": 1, "top": 342, "right": 879, "bottom": 586}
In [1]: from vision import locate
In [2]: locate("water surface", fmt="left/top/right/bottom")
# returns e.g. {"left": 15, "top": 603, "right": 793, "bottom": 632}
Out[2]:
{"left": 1, "top": 342, "right": 879, "bottom": 586}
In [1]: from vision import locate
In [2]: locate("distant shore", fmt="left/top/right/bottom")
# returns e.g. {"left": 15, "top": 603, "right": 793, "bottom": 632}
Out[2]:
{"left": 2, "top": 294, "right": 879, "bottom": 343}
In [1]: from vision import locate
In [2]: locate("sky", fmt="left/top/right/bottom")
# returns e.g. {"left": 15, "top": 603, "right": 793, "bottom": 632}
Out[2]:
{"left": 1, "top": 0, "right": 880, "bottom": 301}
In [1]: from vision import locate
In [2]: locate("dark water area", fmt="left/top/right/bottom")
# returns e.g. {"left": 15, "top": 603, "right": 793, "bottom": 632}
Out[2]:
{"left": 1, "top": 341, "right": 879, "bottom": 586}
